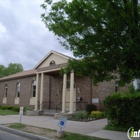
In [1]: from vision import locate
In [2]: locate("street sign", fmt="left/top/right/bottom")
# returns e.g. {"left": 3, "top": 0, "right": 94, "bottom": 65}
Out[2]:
{"left": 58, "top": 116, "right": 67, "bottom": 129}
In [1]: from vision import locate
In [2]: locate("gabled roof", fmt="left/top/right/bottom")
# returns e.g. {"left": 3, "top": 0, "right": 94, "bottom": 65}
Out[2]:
{"left": 34, "top": 50, "right": 75, "bottom": 69}
{"left": 0, "top": 69, "right": 36, "bottom": 81}
{"left": 0, "top": 50, "right": 75, "bottom": 81}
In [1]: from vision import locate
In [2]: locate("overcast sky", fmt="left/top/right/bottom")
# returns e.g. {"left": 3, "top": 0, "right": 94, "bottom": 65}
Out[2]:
{"left": 0, "top": 0, "right": 73, "bottom": 70}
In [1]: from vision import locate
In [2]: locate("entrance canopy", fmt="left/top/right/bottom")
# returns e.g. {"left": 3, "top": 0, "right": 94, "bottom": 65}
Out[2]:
{"left": 34, "top": 50, "right": 74, "bottom": 74}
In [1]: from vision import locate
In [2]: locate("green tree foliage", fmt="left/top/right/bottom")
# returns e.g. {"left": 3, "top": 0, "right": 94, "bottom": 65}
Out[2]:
{"left": 104, "top": 92, "right": 140, "bottom": 128}
{"left": 0, "top": 63, "right": 23, "bottom": 78}
{"left": 0, "top": 65, "right": 6, "bottom": 78}
{"left": 41, "top": 0, "right": 140, "bottom": 85}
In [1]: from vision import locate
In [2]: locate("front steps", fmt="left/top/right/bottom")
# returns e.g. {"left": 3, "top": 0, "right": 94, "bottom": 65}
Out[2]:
{"left": 26, "top": 110, "right": 73, "bottom": 119}
{"left": 40, "top": 110, "right": 61, "bottom": 116}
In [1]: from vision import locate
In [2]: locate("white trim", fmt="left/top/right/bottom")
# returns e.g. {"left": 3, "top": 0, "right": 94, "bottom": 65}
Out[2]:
{"left": 14, "top": 98, "right": 19, "bottom": 104}
{"left": 34, "top": 50, "right": 74, "bottom": 69}
{"left": 30, "top": 97, "right": 35, "bottom": 105}
{"left": 36, "top": 68, "right": 62, "bottom": 74}
{"left": 3, "top": 97, "right": 7, "bottom": 104}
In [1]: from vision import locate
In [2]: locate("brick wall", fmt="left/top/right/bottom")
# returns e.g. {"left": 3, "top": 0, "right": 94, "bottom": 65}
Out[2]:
{"left": 49, "top": 75, "right": 62, "bottom": 110}
{"left": 0, "top": 73, "right": 130, "bottom": 111}
{"left": 0, "top": 76, "right": 36, "bottom": 108}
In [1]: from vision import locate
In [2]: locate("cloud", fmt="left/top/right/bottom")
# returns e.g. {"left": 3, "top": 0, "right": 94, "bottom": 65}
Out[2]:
{"left": 0, "top": 0, "right": 73, "bottom": 70}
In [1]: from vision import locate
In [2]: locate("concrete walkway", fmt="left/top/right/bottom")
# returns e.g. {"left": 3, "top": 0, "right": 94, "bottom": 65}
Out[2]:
{"left": 0, "top": 115, "right": 128, "bottom": 140}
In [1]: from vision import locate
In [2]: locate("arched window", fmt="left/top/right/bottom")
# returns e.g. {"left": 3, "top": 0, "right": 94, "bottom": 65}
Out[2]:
{"left": 32, "top": 80, "right": 36, "bottom": 97}
{"left": 16, "top": 82, "right": 20, "bottom": 97}
{"left": 4, "top": 84, "right": 8, "bottom": 98}
{"left": 50, "top": 60, "right": 55, "bottom": 65}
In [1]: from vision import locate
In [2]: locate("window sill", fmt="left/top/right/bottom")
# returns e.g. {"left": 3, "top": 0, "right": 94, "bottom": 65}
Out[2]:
{"left": 3, "top": 98, "right": 7, "bottom": 104}
{"left": 15, "top": 98, "right": 19, "bottom": 104}
{"left": 30, "top": 97, "right": 35, "bottom": 105}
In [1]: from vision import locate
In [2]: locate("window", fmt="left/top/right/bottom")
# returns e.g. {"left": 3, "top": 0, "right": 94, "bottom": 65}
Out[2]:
{"left": 66, "top": 80, "right": 75, "bottom": 89}
{"left": 32, "top": 80, "right": 36, "bottom": 97}
{"left": 67, "top": 80, "right": 70, "bottom": 89}
{"left": 4, "top": 84, "right": 8, "bottom": 98}
{"left": 16, "top": 82, "right": 20, "bottom": 97}
{"left": 50, "top": 60, "right": 55, "bottom": 65}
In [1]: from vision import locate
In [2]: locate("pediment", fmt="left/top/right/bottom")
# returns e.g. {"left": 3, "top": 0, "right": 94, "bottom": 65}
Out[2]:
{"left": 34, "top": 50, "right": 73, "bottom": 69}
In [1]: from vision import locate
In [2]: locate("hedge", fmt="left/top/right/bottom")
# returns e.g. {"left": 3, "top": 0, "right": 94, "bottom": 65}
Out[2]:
{"left": 0, "top": 106, "right": 26, "bottom": 113}
{"left": 104, "top": 92, "right": 140, "bottom": 129}
{"left": 90, "top": 111, "right": 102, "bottom": 119}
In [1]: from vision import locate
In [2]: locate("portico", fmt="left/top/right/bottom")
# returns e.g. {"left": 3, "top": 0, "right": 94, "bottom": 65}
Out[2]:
{"left": 34, "top": 51, "right": 76, "bottom": 114}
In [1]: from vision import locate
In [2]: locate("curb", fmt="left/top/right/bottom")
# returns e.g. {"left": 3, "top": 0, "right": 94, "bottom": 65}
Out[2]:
{"left": 0, "top": 125, "right": 53, "bottom": 140}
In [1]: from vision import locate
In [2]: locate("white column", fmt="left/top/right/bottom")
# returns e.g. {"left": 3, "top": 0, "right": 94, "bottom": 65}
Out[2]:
{"left": 61, "top": 73, "right": 67, "bottom": 113}
{"left": 35, "top": 73, "right": 39, "bottom": 110}
{"left": 40, "top": 73, "right": 44, "bottom": 111}
{"left": 69, "top": 71, "right": 74, "bottom": 114}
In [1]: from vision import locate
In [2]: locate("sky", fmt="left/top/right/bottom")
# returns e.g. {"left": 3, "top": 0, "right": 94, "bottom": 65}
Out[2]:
{"left": 0, "top": 0, "right": 73, "bottom": 70}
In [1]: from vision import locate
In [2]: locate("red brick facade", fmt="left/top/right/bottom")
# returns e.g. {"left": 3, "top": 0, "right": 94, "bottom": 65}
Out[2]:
{"left": 0, "top": 73, "right": 129, "bottom": 111}
{"left": 0, "top": 51, "right": 130, "bottom": 111}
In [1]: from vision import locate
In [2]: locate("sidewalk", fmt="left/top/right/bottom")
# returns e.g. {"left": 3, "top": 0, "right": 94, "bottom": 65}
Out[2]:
{"left": 0, "top": 115, "right": 128, "bottom": 140}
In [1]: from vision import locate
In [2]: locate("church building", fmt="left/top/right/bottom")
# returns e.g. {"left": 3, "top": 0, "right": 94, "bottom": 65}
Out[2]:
{"left": 0, "top": 50, "right": 129, "bottom": 113}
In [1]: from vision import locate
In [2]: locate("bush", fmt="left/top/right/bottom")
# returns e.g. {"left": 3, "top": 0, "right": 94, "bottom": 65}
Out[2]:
{"left": 128, "top": 84, "right": 135, "bottom": 94}
{"left": 23, "top": 107, "right": 33, "bottom": 115}
{"left": 90, "top": 111, "right": 103, "bottom": 119}
{"left": 0, "top": 106, "right": 25, "bottom": 113}
{"left": 0, "top": 106, "right": 13, "bottom": 110}
{"left": 73, "top": 111, "right": 88, "bottom": 120}
{"left": 6, "top": 106, "right": 13, "bottom": 110}
{"left": 12, "top": 107, "right": 20, "bottom": 112}
{"left": 86, "top": 104, "right": 97, "bottom": 114}
{"left": 104, "top": 92, "right": 140, "bottom": 129}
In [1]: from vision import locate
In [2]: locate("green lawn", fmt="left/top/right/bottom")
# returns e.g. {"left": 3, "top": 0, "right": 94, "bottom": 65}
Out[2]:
{"left": 0, "top": 109, "right": 19, "bottom": 115}
{"left": 61, "top": 133, "right": 108, "bottom": 140}
{"left": 7, "top": 123, "right": 109, "bottom": 140}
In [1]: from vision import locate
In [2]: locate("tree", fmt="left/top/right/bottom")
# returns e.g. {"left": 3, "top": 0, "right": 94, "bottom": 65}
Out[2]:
{"left": 0, "top": 63, "right": 23, "bottom": 78}
{"left": 41, "top": 0, "right": 140, "bottom": 85}
{"left": 0, "top": 65, "right": 6, "bottom": 78}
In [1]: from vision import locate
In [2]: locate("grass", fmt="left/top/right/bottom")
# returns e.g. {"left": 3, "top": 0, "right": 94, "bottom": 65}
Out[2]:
{"left": 9, "top": 123, "right": 26, "bottom": 129}
{"left": 0, "top": 109, "right": 19, "bottom": 115}
{"left": 104, "top": 124, "right": 128, "bottom": 132}
{"left": 60, "top": 133, "right": 108, "bottom": 140}
{"left": 6, "top": 123, "right": 109, "bottom": 140}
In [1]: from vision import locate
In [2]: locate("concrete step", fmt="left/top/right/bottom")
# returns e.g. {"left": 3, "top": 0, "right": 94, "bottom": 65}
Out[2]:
{"left": 40, "top": 110, "right": 61, "bottom": 116}
{"left": 41, "top": 112, "right": 54, "bottom": 116}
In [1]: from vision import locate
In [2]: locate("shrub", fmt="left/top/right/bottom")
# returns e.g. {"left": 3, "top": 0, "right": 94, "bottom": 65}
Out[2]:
{"left": 86, "top": 104, "right": 97, "bottom": 114}
{"left": 104, "top": 92, "right": 140, "bottom": 129}
{"left": 73, "top": 111, "right": 88, "bottom": 120}
{"left": 23, "top": 107, "right": 33, "bottom": 115}
{"left": 0, "top": 106, "right": 25, "bottom": 113}
{"left": 90, "top": 111, "right": 102, "bottom": 119}
{"left": 128, "top": 84, "right": 135, "bottom": 94}
{"left": 6, "top": 106, "right": 13, "bottom": 110}
{"left": 0, "top": 106, "right": 13, "bottom": 110}
{"left": 12, "top": 107, "right": 20, "bottom": 112}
